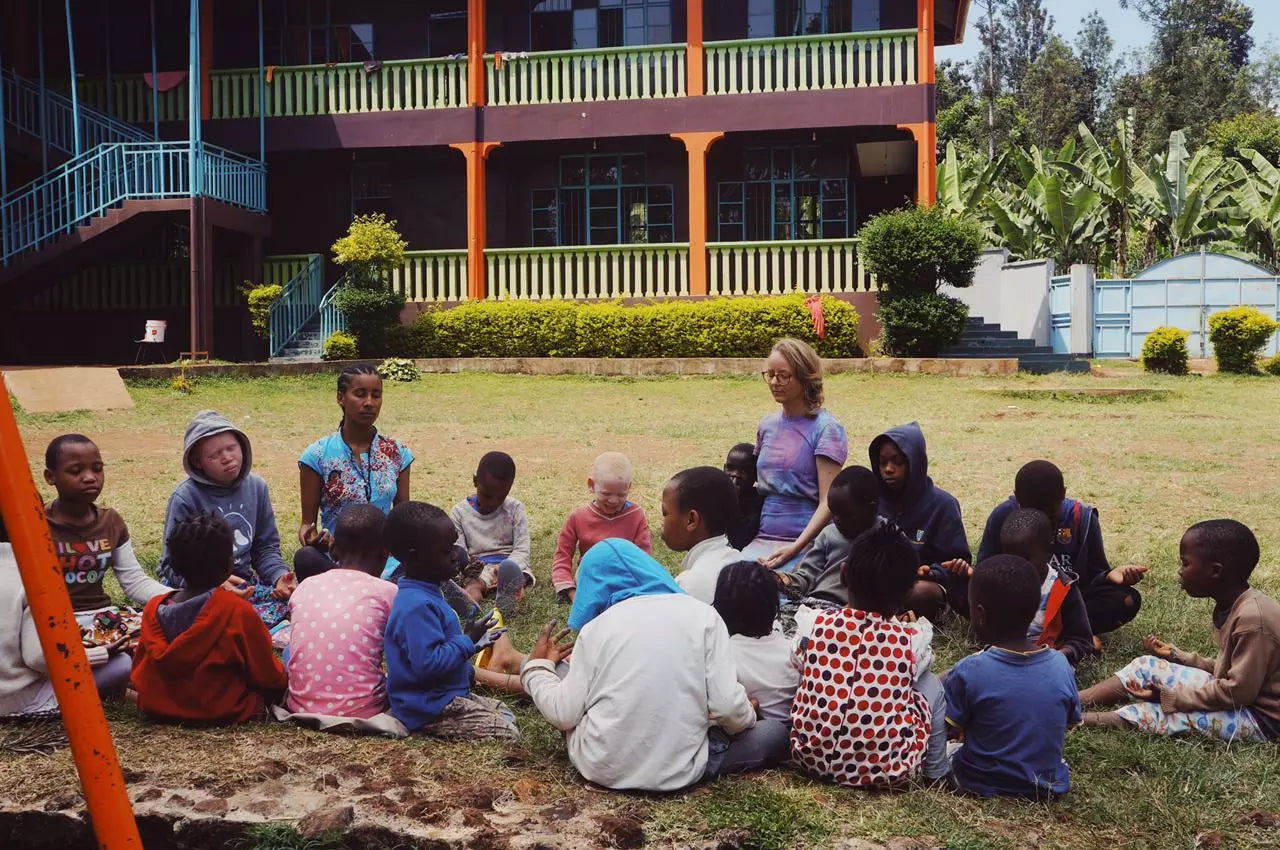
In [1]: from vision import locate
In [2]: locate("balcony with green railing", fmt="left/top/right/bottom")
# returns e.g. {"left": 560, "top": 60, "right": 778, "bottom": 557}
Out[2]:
{"left": 67, "top": 28, "right": 919, "bottom": 124}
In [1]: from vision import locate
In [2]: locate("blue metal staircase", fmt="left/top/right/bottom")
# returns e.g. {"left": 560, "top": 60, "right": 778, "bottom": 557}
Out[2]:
{"left": 2, "top": 68, "right": 153, "bottom": 157}
{"left": 269, "top": 261, "right": 348, "bottom": 361}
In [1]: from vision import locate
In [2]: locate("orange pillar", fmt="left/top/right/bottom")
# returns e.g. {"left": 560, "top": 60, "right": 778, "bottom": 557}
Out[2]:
{"left": 897, "top": 122, "right": 937, "bottom": 207}
{"left": 451, "top": 141, "right": 500, "bottom": 300}
{"left": 687, "top": 0, "right": 704, "bottom": 97}
{"left": 467, "top": 0, "right": 485, "bottom": 106}
{"left": 916, "top": 0, "right": 935, "bottom": 85}
{"left": 673, "top": 131, "right": 723, "bottom": 297}
{"left": 0, "top": 378, "right": 142, "bottom": 850}
{"left": 200, "top": 0, "right": 212, "bottom": 120}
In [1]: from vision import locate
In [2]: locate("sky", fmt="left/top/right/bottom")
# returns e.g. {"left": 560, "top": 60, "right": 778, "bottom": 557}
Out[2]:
{"left": 939, "top": 0, "right": 1280, "bottom": 65}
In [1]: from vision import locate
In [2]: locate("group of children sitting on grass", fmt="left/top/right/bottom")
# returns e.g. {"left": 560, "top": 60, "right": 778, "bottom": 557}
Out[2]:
{"left": 1, "top": 370, "right": 1278, "bottom": 800}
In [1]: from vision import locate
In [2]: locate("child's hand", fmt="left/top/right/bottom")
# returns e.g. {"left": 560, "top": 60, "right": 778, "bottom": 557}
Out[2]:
{"left": 298, "top": 523, "right": 332, "bottom": 552}
{"left": 897, "top": 610, "right": 918, "bottom": 624}
{"left": 1142, "top": 634, "right": 1176, "bottom": 659}
{"left": 464, "top": 611, "right": 499, "bottom": 644}
{"left": 221, "top": 575, "right": 254, "bottom": 600}
{"left": 104, "top": 634, "right": 134, "bottom": 657}
{"left": 941, "top": 559, "right": 972, "bottom": 577}
{"left": 749, "top": 696, "right": 762, "bottom": 719}
{"left": 1107, "top": 565, "right": 1147, "bottom": 586}
{"left": 273, "top": 572, "right": 298, "bottom": 600}
{"left": 472, "top": 627, "right": 508, "bottom": 654}
{"left": 916, "top": 565, "right": 933, "bottom": 577}
{"left": 759, "top": 544, "right": 799, "bottom": 570}
{"left": 1125, "top": 680, "right": 1162, "bottom": 703}
{"left": 529, "top": 619, "right": 575, "bottom": 664}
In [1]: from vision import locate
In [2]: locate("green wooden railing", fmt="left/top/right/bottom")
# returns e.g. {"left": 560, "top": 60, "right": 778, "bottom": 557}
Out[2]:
{"left": 20, "top": 261, "right": 239, "bottom": 311}
{"left": 75, "top": 75, "right": 188, "bottom": 124}
{"left": 391, "top": 250, "right": 468, "bottom": 301}
{"left": 486, "top": 243, "right": 690, "bottom": 300}
{"left": 705, "top": 29, "right": 917, "bottom": 95}
{"left": 485, "top": 44, "right": 687, "bottom": 106}
{"left": 262, "top": 253, "right": 316, "bottom": 287}
{"left": 707, "top": 238, "right": 878, "bottom": 295}
{"left": 211, "top": 57, "right": 467, "bottom": 118}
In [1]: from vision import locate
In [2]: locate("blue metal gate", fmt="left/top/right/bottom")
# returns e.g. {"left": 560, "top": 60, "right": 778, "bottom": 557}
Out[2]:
{"left": 1092, "top": 254, "right": 1280, "bottom": 358}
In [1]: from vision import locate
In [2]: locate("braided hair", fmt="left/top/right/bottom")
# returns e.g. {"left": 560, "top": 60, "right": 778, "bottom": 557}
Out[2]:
{"left": 166, "top": 511, "right": 235, "bottom": 590}
{"left": 843, "top": 521, "right": 918, "bottom": 616}
{"left": 713, "top": 560, "right": 780, "bottom": 638}
{"left": 336, "top": 363, "right": 381, "bottom": 431}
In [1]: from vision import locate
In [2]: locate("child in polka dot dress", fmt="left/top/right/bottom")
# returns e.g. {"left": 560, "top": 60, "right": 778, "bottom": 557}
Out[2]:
{"left": 286, "top": 505, "right": 397, "bottom": 719}
{"left": 790, "top": 523, "right": 937, "bottom": 787}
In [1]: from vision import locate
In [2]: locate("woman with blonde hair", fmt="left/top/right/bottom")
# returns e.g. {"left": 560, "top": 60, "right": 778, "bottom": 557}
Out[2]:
{"left": 741, "top": 338, "right": 848, "bottom": 572}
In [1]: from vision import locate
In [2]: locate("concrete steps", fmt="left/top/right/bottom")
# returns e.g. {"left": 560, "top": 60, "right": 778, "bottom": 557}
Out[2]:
{"left": 268, "top": 321, "right": 323, "bottom": 364}
{"left": 943, "top": 317, "right": 1091, "bottom": 374}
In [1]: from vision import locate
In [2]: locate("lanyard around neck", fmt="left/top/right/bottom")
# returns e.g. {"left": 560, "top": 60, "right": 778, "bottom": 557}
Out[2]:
{"left": 340, "top": 429, "right": 377, "bottom": 502}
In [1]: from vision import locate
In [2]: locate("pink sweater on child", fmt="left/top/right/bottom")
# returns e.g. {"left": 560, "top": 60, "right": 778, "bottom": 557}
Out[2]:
{"left": 551, "top": 502, "right": 652, "bottom": 592}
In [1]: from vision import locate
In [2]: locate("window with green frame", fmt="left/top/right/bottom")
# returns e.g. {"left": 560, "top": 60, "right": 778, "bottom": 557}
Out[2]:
{"left": 531, "top": 154, "right": 675, "bottom": 247}
{"left": 716, "top": 147, "right": 852, "bottom": 242}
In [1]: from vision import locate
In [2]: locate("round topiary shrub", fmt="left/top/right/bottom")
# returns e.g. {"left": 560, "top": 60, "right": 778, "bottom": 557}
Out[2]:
{"left": 1140, "top": 326, "right": 1190, "bottom": 375}
{"left": 857, "top": 205, "right": 984, "bottom": 297}
{"left": 877, "top": 293, "right": 970, "bottom": 357}
{"left": 322, "top": 331, "right": 359, "bottom": 361}
{"left": 1262, "top": 353, "right": 1280, "bottom": 376}
{"left": 1207, "top": 306, "right": 1280, "bottom": 374}
{"left": 331, "top": 214, "right": 409, "bottom": 357}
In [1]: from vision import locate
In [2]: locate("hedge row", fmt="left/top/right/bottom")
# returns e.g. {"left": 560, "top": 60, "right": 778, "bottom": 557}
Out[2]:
{"left": 396, "top": 295, "right": 861, "bottom": 358}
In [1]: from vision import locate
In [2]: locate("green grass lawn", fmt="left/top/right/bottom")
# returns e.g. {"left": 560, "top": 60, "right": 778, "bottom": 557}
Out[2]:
{"left": 6, "top": 367, "right": 1280, "bottom": 849}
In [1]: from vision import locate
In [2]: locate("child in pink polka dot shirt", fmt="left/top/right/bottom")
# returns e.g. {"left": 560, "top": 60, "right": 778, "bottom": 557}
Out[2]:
{"left": 286, "top": 505, "right": 397, "bottom": 719}
{"left": 790, "top": 522, "right": 946, "bottom": 787}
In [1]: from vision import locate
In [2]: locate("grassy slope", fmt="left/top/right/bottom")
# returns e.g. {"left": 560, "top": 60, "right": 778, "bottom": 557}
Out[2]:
{"left": 6, "top": 366, "right": 1280, "bottom": 849}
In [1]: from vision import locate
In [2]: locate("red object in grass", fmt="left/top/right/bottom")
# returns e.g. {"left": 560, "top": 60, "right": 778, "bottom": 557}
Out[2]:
{"left": 805, "top": 295, "right": 825, "bottom": 338}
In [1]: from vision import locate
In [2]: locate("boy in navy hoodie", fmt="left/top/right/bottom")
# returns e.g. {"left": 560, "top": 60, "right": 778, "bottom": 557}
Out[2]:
{"left": 383, "top": 501, "right": 519, "bottom": 741}
{"left": 976, "top": 460, "right": 1144, "bottom": 636}
{"left": 158, "top": 410, "right": 295, "bottom": 627}
{"left": 870, "top": 422, "right": 970, "bottom": 620}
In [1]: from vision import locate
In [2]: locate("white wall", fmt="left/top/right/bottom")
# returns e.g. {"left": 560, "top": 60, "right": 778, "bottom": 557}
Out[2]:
{"left": 941, "top": 249, "right": 1054, "bottom": 345}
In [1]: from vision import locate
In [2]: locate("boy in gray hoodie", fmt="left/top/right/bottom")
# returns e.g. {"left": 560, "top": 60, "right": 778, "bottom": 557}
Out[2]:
{"left": 157, "top": 410, "right": 296, "bottom": 627}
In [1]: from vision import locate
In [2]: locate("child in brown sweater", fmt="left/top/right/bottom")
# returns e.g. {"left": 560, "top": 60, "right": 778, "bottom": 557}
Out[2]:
{"left": 1079, "top": 519, "right": 1280, "bottom": 742}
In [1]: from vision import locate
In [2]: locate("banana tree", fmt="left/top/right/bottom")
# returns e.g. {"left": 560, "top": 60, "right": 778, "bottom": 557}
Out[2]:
{"left": 937, "top": 142, "right": 1005, "bottom": 234}
{"left": 1138, "top": 131, "right": 1241, "bottom": 265}
{"left": 985, "top": 143, "right": 1107, "bottom": 268}
{"left": 1224, "top": 149, "right": 1280, "bottom": 270}
{"left": 1061, "top": 112, "right": 1156, "bottom": 276}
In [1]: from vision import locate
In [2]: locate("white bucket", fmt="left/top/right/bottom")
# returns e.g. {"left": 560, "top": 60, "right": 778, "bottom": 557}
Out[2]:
{"left": 143, "top": 319, "right": 167, "bottom": 343}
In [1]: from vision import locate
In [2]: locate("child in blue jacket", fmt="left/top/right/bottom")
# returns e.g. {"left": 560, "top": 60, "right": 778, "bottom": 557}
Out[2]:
{"left": 870, "top": 422, "right": 971, "bottom": 620}
{"left": 383, "top": 501, "right": 518, "bottom": 741}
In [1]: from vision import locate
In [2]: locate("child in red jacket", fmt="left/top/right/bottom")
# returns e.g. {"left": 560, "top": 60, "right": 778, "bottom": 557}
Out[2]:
{"left": 132, "top": 512, "right": 286, "bottom": 724}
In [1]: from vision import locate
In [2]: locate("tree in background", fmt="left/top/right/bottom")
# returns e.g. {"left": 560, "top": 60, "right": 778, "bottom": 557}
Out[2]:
{"left": 1019, "top": 37, "right": 1091, "bottom": 152}
{"left": 1002, "top": 0, "right": 1054, "bottom": 93}
{"left": 1075, "top": 12, "right": 1119, "bottom": 129}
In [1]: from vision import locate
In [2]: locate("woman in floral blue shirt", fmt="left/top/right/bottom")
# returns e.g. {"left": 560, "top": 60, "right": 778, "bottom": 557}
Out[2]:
{"left": 293, "top": 364, "right": 414, "bottom": 580}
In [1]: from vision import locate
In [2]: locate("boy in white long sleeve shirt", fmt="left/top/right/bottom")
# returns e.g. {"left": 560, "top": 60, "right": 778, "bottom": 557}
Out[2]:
{"left": 521, "top": 540, "right": 789, "bottom": 791}
{"left": 713, "top": 561, "right": 801, "bottom": 723}
{"left": 661, "top": 466, "right": 743, "bottom": 605}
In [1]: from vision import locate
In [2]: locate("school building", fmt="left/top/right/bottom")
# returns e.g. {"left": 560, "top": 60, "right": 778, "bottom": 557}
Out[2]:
{"left": 0, "top": 0, "right": 970, "bottom": 364}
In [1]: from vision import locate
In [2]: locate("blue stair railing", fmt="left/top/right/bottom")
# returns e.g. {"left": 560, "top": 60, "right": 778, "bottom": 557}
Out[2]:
{"left": 318, "top": 273, "right": 350, "bottom": 343}
{"left": 1, "top": 68, "right": 153, "bottom": 155}
{"left": 268, "top": 254, "right": 324, "bottom": 356}
{"left": 1, "top": 140, "right": 265, "bottom": 266}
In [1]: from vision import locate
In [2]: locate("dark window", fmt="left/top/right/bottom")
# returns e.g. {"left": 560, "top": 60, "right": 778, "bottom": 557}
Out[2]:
{"left": 265, "top": 0, "right": 374, "bottom": 65}
{"left": 533, "top": 154, "right": 674, "bottom": 246}
{"left": 748, "top": 0, "right": 859, "bottom": 37}
{"left": 533, "top": 0, "right": 673, "bottom": 50}
{"left": 716, "top": 146, "right": 851, "bottom": 241}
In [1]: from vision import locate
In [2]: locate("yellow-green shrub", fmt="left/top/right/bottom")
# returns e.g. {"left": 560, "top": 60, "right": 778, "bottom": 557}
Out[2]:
{"left": 408, "top": 295, "right": 860, "bottom": 358}
{"left": 322, "top": 331, "right": 359, "bottom": 361}
{"left": 1140, "top": 326, "right": 1190, "bottom": 375}
{"left": 1208, "top": 306, "right": 1280, "bottom": 374}
{"left": 1262, "top": 353, "right": 1280, "bottom": 376}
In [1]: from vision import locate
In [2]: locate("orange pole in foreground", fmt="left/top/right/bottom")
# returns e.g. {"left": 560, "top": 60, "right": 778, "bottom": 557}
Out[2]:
{"left": 0, "top": 376, "right": 141, "bottom": 849}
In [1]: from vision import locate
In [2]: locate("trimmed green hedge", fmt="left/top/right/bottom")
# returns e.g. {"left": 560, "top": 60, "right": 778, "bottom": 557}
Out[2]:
{"left": 408, "top": 295, "right": 861, "bottom": 358}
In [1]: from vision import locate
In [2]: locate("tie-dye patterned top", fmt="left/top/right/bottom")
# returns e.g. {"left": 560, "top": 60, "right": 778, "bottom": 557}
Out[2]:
{"left": 754, "top": 409, "right": 848, "bottom": 540}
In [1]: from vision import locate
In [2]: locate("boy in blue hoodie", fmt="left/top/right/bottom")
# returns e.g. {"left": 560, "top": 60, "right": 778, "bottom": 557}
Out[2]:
{"left": 158, "top": 411, "right": 295, "bottom": 627}
{"left": 383, "top": 501, "right": 519, "bottom": 741}
{"left": 976, "top": 460, "right": 1145, "bottom": 636}
{"left": 870, "top": 423, "right": 970, "bottom": 620}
